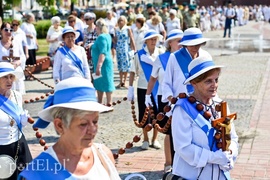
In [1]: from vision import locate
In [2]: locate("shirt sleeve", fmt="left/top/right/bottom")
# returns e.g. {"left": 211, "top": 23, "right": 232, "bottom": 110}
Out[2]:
{"left": 161, "top": 53, "right": 175, "bottom": 102}
{"left": 80, "top": 47, "right": 91, "bottom": 80}
{"left": 53, "top": 50, "right": 62, "bottom": 81}
{"left": 97, "top": 35, "right": 108, "bottom": 55}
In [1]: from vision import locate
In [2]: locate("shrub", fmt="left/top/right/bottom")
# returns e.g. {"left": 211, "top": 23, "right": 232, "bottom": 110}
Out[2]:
{"left": 34, "top": 20, "right": 66, "bottom": 39}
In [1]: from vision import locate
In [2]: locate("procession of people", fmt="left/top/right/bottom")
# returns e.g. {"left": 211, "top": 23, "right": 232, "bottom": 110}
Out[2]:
{"left": 4, "top": 1, "right": 270, "bottom": 179}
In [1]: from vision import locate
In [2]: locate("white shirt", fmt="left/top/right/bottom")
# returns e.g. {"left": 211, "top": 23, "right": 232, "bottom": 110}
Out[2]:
{"left": 151, "top": 55, "right": 166, "bottom": 95}
{"left": 46, "top": 26, "right": 63, "bottom": 54}
{"left": 105, "top": 17, "right": 117, "bottom": 35}
{"left": 161, "top": 48, "right": 211, "bottom": 102}
{"left": 20, "top": 22, "right": 37, "bottom": 50}
{"left": 0, "top": 91, "right": 24, "bottom": 145}
{"left": 166, "top": 17, "right": 181, "bottom": 33}
{"left": 132, "top": 25, "right": 148, "bottom": 50}
{"left": 172, "top": 96, "right": 238, "bottom": 180}
{"left": 53, "top": 46, "right": 91, "bottom": 82}
{"left": 45, "top": 146, "right": 110, "bottom": 180}
{"left": 130, "top": 46, "right": 164, "bottom": 89}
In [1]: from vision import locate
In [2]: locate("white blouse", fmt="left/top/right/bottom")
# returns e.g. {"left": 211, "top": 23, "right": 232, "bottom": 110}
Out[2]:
{"left": 0, "top": 91, "right": 23, "bottom": 145}
{"left": 53, "top": 46, "right": 91, "bottom": 82}
{"left": 20, "top": 22, "right": 37, "bottom": 50}
{"left": 46, "top": 145, "right": 110, "bottom": 180}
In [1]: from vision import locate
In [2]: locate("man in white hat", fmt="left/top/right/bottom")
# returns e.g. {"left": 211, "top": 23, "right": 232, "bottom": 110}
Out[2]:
{"left": 162, "top": 27, "right": 211, "bottom": 104}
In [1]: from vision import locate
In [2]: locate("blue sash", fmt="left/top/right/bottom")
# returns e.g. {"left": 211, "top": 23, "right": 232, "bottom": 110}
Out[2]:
{"left": 174, "top": 48, "right": 194, "bottom": 94}
{"left": 18, "top": 152, "right": 75, "bottom": 180}
{"left": 159, "top": 51, "right": 171, "bottom": 70}
{"left": 175, "top": 98, "right": 231, "bottom": 180}
{"left": 59, "top": 46, "right": 85, "bottom": 77}
{"left": 137, "top": 49, "right": 159, "bottom": 106}
{"left": 0, "top": 94, "right": 22, "bottom": 131}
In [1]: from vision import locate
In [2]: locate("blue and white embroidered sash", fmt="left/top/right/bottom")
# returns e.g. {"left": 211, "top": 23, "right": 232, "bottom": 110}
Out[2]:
{"left": 137, "top": 49, "right": 159, "bottom": 105}
{"left": 174, "top": 48, "right": 194, "bottom": 94}
{"left": 18, "top": 152, "right": 75, "bottom": 180}
{"left": 0, "top": 94, "right": 22, "bottom": 130}
{"left": 159, "top": 51, "right": 171, "bottom": 70}
{"left": 59, "top": 46, "right": 85, "bottom": 77}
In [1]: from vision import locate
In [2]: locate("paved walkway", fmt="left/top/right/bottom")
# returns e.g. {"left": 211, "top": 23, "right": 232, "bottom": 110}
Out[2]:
{"left": 22, "top": 21, "right": 270, "bottom": 179}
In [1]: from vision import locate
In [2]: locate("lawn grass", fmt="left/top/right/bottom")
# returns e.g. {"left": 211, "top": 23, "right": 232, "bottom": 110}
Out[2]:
{"left": 37, "top": 39, "right": 49, "bottom": 57}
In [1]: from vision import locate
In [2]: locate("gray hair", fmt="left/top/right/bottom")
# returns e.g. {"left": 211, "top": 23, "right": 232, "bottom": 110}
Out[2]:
{"left": 96, "top": 18, "right": 109, "bottom": 34}
{"left": 51, "top": 16, "right": 61, "bottom": 24}
{"left": 51, "top": 107, "right": 94, "bottom": 128}
{"left": 25, "top": 13, "right": 35, "bottom": 22}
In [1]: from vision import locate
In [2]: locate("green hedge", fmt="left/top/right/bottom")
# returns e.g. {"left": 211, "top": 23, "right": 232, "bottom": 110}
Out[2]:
{"left": 35, "top": 20, "right": 66, "bottom": 39}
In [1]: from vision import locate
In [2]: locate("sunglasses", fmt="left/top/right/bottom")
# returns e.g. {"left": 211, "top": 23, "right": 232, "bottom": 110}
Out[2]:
{"left": 68, "top": 20, "right": 75, "bottom": 23}
{"left": 84, "top": 18, "right": 94, "bottom": 21}
{"left": 3, "top": 28, "right": 13, "bottom": 32}
{"left": 12, "top": 24, "right": 19, "bottom": 27}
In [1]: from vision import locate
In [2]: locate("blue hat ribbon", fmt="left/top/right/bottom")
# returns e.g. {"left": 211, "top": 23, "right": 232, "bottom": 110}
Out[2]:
{"left": 144, "top": 31, "right": 158, "bottom": 39}
{"left": 189, "top": 61, "right": 215, "bottom": 78}
{"left": 33, "top": 86, "right": 97, "bottom": 129}
{"left": 180, "top": 34, "right": 202, "bottom": 42}
{"left": 0, "top": 68, "right": 14, "bottom": 73}
{"left": 167, "top": 32, "right": 183, "bottom": 39}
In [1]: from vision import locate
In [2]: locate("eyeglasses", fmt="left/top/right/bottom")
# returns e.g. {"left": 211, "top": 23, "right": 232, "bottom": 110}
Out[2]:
{"left": 84, "top": 18, "right": 94, "bottom": 21}
{"left": 68, "top": 20, "right": 75, "bottom": 23}
{"left": 12, "top": 24, "right": 19, "bottom": 27}
{"left": 3, "top": 28, "right": 13, "bottom": 32}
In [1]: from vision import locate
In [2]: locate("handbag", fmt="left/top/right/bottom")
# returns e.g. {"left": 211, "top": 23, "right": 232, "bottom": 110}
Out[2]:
{"left": 0, "top": 131, "right": 20, "bottom": 178}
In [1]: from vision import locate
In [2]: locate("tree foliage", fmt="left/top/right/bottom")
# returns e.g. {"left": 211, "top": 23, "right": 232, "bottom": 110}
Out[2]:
{"left": 36, "top": 0, "right": 55, "bottom": 6}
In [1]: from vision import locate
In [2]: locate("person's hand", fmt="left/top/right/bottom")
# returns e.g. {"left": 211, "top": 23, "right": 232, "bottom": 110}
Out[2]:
{"left": 95, "top": 68, "right": 101, "bottom": 76}
{"left": 27, "top": 34, "right": 33, "bottom": 39}
{"left": 140, "top": 54, "right": 154, "bottom": 65}
{"left": 219, "top": 151, "right": 234, "bottom": 171}
{"left": 145, "top": 94, "right": 153, "bottom": 107}
{"left": 127, "top": 86, "right": 134, "bottom": 101}
{"left": 208, "top": 149, "right": 230, "bottom": 166}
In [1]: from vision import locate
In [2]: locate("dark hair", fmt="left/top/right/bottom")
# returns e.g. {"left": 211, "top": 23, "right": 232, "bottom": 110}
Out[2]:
{"left": 136, "top": 18, "right": 145, "bottom": 27}
{"left": 148, "top": 11, "right": 156, "bottom": 16}
{"left": 191, "top": 68, "right": 221, "bottom": 84}
{"left": 1, "top": 22, "right": 10, "bottom": 30}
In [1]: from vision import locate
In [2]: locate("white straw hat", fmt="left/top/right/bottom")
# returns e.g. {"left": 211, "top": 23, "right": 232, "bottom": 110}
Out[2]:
{"left": 0, "top": 62, "right": 23, "bottom": 79}
{"left": 164, "top": 29, "right": 183, "bottom": 48}
{"left": 34, "top": 77, "right": 112, "bottom": 128}
{"left": 141, "top": 29, "right": 163, "bottom": 43}
{"left": 179, "top": 27, "right": 209, "bottom": 46}
{"left": 184, "top": 56, "right": 224, "bottom": 85}
{"left": 59, "top": 26, "right": 80, "bottom": 41}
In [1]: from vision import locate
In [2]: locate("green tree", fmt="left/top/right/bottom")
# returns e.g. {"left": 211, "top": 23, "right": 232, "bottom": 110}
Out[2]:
{"left": 1, "top": 0, "right": 21, "bottom": 20}
{"left": 36, "top": 0, "right": 55, "bottom": 6}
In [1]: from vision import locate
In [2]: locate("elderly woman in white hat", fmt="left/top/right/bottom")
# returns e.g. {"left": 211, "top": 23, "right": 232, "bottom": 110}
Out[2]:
{"left": 18, "top": 77, "right": 121, "bottom": 180}
{"left": 128, "top": 29, "right": 164, "bottom": 150}
{"left": 167, "top": 56, "right": 238, "bottom": 180}
{"left": 162, "top": 27, "right": 211, "bottom": 103}
{"left": 0, "top": 62, "right": 32, "bottom": 179}
{"left": 131, "top": 14, "right": 148, "bottom": 50}
{"left": 46, "top": 16, "right": 63, "bottom": 60}
{"left": 83, "top": 12, "right": 97, "bottom": 51}
{"left": 53, "top": 26, "right": 91, "bottom": 84}
{"left": 145, "top": 29, "right": 183, "bottom": 173}
{"left": 166, "top": 9, "right": 181, "bottom": 33}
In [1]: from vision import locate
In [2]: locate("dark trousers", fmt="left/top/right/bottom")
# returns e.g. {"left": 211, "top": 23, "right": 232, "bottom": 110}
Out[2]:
{"left": 223, "top": 18, "right": 232, "bottom": 38}
{"left": 26, "top": 49, "right": 36, "bottom": 65}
